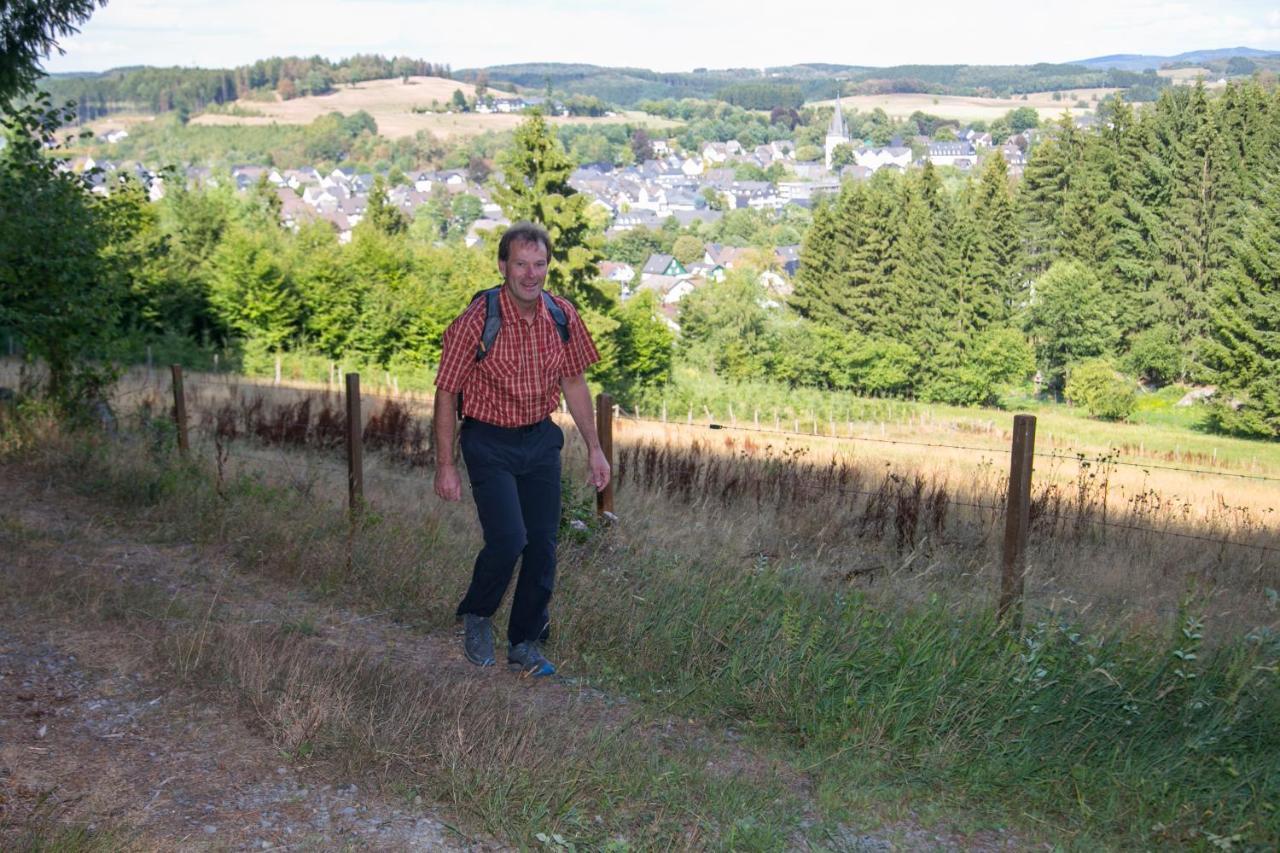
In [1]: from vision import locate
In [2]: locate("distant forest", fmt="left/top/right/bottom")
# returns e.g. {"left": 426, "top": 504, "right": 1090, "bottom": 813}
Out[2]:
{"left": 37, "top": 57, "right": 1176, "bottom": 122}
{"left": 462, "top": 62, "right": 1170, "bottom": 107}
{"left": 39, "top": 55, "right": 453, "bottom": 120}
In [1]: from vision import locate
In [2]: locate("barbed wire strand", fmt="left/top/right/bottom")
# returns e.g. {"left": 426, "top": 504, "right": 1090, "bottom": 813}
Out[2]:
{"left": 177, "top": 380, "right": 1279, "bottom": 482}
{"left": 183, "top": 401, "right": 1280, "bottom": 558}
{"left": 612, "top": 409, "right": 1280, "bottom": 483}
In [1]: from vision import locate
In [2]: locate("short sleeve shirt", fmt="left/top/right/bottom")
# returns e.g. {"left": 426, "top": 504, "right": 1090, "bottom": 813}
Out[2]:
{"left": 435, "top": 287, "right": 599, "bottom": 427}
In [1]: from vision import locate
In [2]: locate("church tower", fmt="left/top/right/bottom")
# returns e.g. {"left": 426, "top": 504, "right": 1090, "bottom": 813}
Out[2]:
{"left": 824, "top": 92, "right": 848, "bottom": 170}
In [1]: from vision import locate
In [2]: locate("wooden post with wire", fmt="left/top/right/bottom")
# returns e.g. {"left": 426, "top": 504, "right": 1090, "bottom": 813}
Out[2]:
{"left": 999, "top": 414, "right": 1036, "bottom": 629}
{"left": 595, "top": 392, "right": 614, "bottom": 517}
{"left": 170, "top": 364, "right": 189, "bottom": 456}
{"left": 345, "top": 373, "right": 364, "bottom": 514}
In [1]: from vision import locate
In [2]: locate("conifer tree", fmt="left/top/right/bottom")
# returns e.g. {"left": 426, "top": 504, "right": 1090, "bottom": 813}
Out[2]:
{"left": 969, "top": 153, "right": 1021, "bottom": 324}
{"left": 1018, "top": 117, "right": 1080, "bottom": 280}
{"left": 1150, "top": 83, "right": 1223, "bottom": 370}
{"left": 1098, "top": 97, "right": 1166, "bottom": 342}
{"left": 887, "top": 165, "right": 948, "bottom": 371}
{"left": 791, "top": 194, "right": 841, "bottom": 324}
{"left": 793, "top": 178, "right": 897, "bottom": 337}
{"left": 1202, "top": 180, "right": 1280, "bottom": 438}
{"left": 364, "top": 175, "right": 408, "bottom": 236}
{"left": 494, "top": 110, "right": 606, "bottom": 311}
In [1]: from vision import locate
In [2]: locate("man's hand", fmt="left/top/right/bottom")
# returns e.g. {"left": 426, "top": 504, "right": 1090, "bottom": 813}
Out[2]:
{"left": 435, "top": 463, "right": 463, "bottom": 502}
{"left": 587, "top": 447, "right": 611, "bottom": 492}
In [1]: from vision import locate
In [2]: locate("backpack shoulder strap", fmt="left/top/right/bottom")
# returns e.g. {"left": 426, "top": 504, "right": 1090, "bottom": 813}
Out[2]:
{"left": 471, "top": 286, "right": 503, "bottom": 362}
{"left": 541, "top": 291, "right": 571, "bottom": 344}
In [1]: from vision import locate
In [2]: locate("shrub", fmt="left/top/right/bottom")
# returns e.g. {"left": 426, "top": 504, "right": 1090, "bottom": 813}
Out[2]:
{"left": 1123, "top": 325, "right": 1181, "bottom": 385}
{"left": 1065, "top": 359, "right": 1137, "bottom": 421}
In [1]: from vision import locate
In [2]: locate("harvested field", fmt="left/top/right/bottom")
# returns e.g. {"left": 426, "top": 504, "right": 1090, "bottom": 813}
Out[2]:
{"left": 808, "top": 88, "right": 1119, "bottom": 121}
{"left": 188, "top": 76, "right": 681, "bottom": 139}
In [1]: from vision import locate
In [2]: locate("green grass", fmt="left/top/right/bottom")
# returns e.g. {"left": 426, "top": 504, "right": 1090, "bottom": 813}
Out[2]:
{"left": 10, "top": 414, "right": 1280, "bottom": 849}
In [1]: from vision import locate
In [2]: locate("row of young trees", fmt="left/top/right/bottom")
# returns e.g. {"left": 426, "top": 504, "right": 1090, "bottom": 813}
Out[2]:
{"left": 792, "top": 81, "right": 1280, "bottom": 436}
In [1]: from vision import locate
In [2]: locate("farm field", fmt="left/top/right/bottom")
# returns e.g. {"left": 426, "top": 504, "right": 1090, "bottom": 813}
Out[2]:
{"left": 73, "top": 112, "right": 156, "bottom": 138}
{"left": 1158, "top": 66, "right": 1228, "bottom": 86}
{"left": 808, "top": 88, "right": 1120, "bottom": 121}
{"left": 187, "top": 75, "right": 681, "bottom": 139}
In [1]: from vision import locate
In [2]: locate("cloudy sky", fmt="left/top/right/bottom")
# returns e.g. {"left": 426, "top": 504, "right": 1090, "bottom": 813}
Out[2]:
{"left": 42, "top": 0, "right": 1280, "bottom": 74}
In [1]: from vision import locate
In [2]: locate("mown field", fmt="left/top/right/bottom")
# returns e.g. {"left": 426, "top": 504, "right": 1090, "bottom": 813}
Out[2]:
{"left": 807, "top": 88, "right": 1120, "bottom": 122}
{"left": 187, "top": 75, "right": 682, "bottom": 140}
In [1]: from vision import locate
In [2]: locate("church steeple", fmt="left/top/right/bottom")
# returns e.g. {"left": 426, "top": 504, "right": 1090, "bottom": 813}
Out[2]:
{"left": 827, "top": 95, "right": 846, "bottom": 140}
{"left": 824, "top": 89, "right": 849, "bottom": 170}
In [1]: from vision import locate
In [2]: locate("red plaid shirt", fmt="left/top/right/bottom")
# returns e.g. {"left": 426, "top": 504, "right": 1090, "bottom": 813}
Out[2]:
{"left": 435, "top": 287, "right": 599, "bottom": 427}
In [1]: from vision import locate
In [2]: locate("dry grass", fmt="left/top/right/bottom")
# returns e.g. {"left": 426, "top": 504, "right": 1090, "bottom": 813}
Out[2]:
{"left": 1157, "top": 67, "right": 1229, "bottom": 87}
{"left": 185, "top": 75, "right": 681, "bottom": 140}
{"left": 5, "top": 361, "right": 1275, "bottom": 635}
{"left": 6, "top": 388, "right": 1278, "bottom": 848}
{"left": 119, "top": 366, "right": 1276, "bottom": 636}
{"left": 808, "top": 88, "right": 1120, "bottom": 122}
{"left": 0, "top": 459, "right": 813, "bottom": 850}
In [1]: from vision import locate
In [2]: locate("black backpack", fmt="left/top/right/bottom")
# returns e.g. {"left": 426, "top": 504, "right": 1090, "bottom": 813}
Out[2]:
{"left": 470, "top": 286, "right": 570, "bottom": 362}
{"left": 457, "top": 286, "right": 571, "bottom": 419}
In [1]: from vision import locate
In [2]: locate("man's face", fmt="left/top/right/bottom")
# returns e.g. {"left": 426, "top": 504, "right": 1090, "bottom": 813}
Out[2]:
{"left": 499, "top": 238, "right": 549, "bottom": 313}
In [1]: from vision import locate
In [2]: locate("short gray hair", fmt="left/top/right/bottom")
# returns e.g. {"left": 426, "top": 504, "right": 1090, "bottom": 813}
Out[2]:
{"left": 498, "top": 221, "right": 552, "bottom": 262}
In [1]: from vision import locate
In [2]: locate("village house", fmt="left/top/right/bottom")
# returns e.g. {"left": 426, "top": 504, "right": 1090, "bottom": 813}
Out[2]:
{"left": 855, "top": 146, "right": 913, "bottom": 172}
{"left": 926, "top": 141, "right": 978, "bottom": 169}
{"left": 641, "top": 254, "right": 687, "bottom": 280}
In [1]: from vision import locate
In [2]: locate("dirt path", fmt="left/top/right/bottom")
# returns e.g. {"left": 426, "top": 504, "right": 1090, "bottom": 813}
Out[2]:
{"left": 0, "top": 465, "right": 488, "bottom": 850}
{"left": 0, "top": 460, "right": 1036, "bottom": 851}
{"left": 0, "top": 463, "right": 839, "bottom": 851}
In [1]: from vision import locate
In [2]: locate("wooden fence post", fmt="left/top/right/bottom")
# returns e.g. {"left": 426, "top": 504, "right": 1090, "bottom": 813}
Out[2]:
{"left": 596, "top": 392, "right": 614, "bottom": 518}
{"left": 999, "top": 414, "right": 1037, "bottom": 629}
{"left": 170, "top": 364, "right": 189, "bottom": 456}
{"left": 345, "top": 373, "right": 364, "bottom": 514}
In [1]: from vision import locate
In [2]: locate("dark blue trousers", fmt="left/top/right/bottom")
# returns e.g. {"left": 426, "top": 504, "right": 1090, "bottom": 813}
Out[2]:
{"left": 456, "top": 417, "right": 562, "bottom": 646}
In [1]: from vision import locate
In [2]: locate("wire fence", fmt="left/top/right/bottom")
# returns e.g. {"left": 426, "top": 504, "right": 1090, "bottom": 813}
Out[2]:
{"left": 610, "top": 407, "right": 1280, "bottom": 483}
{"left": 144, "top": 369, "right": 1280, "bottom": 614}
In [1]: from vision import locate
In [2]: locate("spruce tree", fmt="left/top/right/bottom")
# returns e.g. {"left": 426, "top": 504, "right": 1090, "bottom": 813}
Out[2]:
{"left": 494, "top": 110, "right": 607, "bottom": 311}
{"left": 887, "top": 165, "right": 948, "bottom": 373}
{"left": 364, "top": 175, "right": 408, "bottom": 236}
{"left": 1202, "top": 181, "right": 1280, "bottom": 438}
{"left": 1099, "top": 97, "right": 1166, "bottom": 343}
{"left": 1150, "top": 83, "right": 1222, "bottom": 371}
{"left": 1019, "top": 117, "right": 1080, "bottom": 280}
{"left": 970, "top": 153, "right": 1021, "bottom": 323}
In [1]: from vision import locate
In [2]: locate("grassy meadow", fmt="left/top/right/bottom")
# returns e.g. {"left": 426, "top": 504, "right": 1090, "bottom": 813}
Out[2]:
{"left": 2, "top": 359, "right": 1278, "bottom": 848}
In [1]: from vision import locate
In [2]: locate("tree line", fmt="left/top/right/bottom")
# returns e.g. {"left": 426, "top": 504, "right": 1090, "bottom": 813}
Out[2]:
{"left": 466, "top": 61, "right": 1171, "bottom": 108}
{"left": 790, "top": 81, "right": 1279, "bottom": 437}
{"left": 2, "top": 106, "right": 675, "bottom": 411}
{"left": 39, "top": 54, "right": 453, "bottom": 119}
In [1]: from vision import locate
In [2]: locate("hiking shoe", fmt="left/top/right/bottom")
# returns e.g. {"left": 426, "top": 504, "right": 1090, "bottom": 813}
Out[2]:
{"left": 507, "top": 641, "right": 556, "bottom": 677}
{"left": 462, "top": 614, "right": 496, "bottom": 666}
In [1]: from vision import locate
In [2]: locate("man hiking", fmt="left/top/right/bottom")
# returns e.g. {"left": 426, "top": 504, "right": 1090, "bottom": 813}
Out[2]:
{"left": 433, "top": 221, "right": 610, "bottom": 677}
